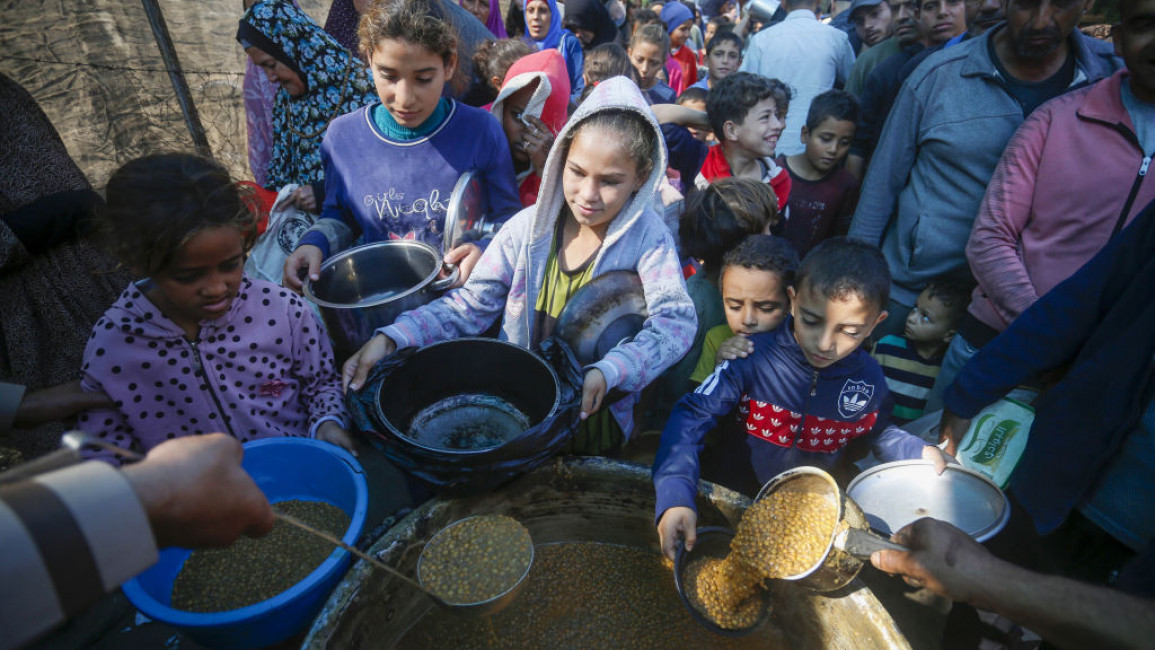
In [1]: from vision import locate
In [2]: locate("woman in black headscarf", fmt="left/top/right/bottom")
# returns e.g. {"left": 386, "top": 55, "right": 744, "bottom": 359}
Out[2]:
{"left": 563, "top": 0, "right": 620, "bottom": 49}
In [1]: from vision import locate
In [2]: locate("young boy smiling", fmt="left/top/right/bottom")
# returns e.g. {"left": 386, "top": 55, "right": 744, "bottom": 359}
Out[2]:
{"left": 697, "top": 72, "right": 792, "bottom": 213}
{"left": 652, "top": 238, "right": 951, "bottom": 559}
{"left": 778, "top": 89, "right": 860, "bottom": 256}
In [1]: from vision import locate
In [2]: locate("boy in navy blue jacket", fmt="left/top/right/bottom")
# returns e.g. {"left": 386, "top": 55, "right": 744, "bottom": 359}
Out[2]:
{"left": 653, "top": 238, "right": 950, "bottom": 559}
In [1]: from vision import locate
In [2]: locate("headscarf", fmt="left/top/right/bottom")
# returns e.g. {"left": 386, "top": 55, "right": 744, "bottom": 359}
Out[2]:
{"left": 700, "top": 0, "right": 731, "bottom": 21}
{"left": 237, "top": 1, "right": 377, "bottom": 190}
{"left": 661, "top": 2, "right": 694, "bottom": 34}
{"left": 489, "top": 49, "right": 570, "bottom": 204}
{"left": 563, "top": 0, "right": 618, "bottom": 48}
{"left": 463, "top": 0, "right": 509, "bottom": 38}
{"left": 522, "top": 0, "right": 564, "bottom": 50}
{"left": 322, "top": 0, "right": 364, "bottom": 58}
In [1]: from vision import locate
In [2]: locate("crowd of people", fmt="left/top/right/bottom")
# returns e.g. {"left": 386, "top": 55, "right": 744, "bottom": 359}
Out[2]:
{"left": 2, "top": 0, "right": 1154, "bottom": 647}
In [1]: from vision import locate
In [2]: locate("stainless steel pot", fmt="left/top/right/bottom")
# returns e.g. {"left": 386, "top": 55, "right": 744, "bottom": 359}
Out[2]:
{"left": 303, "top": 241, "right": 457, "bottom": 359}
{"left": 754, "top": 467, "right": 893, "bottom": 593}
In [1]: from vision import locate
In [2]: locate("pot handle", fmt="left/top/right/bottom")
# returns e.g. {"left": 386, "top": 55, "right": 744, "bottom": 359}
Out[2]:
{"left": 836, "top": 526, "right": 909, "bottom": 559}
{"left": 429, "top": 263, "right": 460, "bottom": 292}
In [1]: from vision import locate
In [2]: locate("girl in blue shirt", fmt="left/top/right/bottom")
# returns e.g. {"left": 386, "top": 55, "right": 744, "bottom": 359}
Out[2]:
{"left": 284, "top": 0, "right": 521, "bottom": 293}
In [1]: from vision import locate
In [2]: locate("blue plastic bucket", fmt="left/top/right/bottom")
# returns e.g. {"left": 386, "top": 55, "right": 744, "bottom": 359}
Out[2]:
{"left": 122, "top": 438, "right": 369, "bottom": 649}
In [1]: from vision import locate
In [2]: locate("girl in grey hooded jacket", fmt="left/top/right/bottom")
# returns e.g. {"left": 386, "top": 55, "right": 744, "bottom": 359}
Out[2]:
{"left": 350, "top": 77, "right": 697, "bottom": 449}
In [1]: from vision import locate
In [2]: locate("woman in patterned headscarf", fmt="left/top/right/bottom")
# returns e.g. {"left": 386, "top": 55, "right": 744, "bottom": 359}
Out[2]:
{"left": 237, "top": 1, "right": 376, "bottom": 211}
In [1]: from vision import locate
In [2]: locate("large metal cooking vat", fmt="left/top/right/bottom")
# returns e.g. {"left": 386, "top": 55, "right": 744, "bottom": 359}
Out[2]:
{"left": 303, "top": 458, "right": 911, "bottom": 649}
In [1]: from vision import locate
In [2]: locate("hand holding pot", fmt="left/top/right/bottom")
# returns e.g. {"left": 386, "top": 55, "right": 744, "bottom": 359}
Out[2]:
{"left": 283, "top": 244, "right": 323, "bottom": 294}
{"left": 938, "top": 408, "right": 972, "bottom": 458}
{"left": 443, "top": 243, "right": 481, "bottom": 289}
{"left": 921, "top": 444, "right": 954, "bottom": 476}
{"left": 316, "top": 420, "right": 358, "bottom": 457}
{"left": 657, "top": 506, "right": 697, "bottom": 561}
{"left": 870, "top": 517, "right": 993, "bottom": 604}
{"left": 343, "top": 333, "right": 396, "bottom": 392}
{"left": 580, "top": 368, "right": 606, "bottom": 420}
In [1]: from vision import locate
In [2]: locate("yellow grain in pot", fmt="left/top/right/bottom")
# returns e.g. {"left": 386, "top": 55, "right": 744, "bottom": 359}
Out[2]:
{"left": 731, "top": 491, "right": 839, "bottom": 579}
{"left": 684, "top": 555, "right": 764, "bottom": 630}
{"left": 418, "top": 514, "right": 533, "bottom": 605}
{"left": 685, "top": 488, "right": 839, "bottom": 629}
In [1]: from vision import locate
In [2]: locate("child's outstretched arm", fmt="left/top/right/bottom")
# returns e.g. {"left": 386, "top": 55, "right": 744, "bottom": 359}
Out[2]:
{"left": 377, "top": 212, "right": 525, "bottom": 350}
{"left": 590, "top": 229, "right": 697, "bottom": 398}
{"left": 653, "top": 358, "right": 749, "bottom": 560}
{"left": 868, "top": 393, "right": 952, "bottom": 475}
{"left": 342, "top": 210, "right": 527, "bottom": 388}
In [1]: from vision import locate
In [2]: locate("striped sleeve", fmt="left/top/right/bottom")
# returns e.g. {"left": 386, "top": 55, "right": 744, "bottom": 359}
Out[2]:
{"left": 0, "top": 462, "right": 157, "bottom": 649}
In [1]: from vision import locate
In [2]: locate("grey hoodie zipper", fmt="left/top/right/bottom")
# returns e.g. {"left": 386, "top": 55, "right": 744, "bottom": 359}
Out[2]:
{"left": 187, "top": 338, "right": 237, "bottom": 438}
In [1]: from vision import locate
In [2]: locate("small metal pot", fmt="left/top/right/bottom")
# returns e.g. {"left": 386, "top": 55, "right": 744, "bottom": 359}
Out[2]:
{"left": 303, "top": 241, "right": 457, "bottom": 359}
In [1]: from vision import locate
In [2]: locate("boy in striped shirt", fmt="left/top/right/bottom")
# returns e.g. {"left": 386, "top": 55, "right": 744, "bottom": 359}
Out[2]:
{"left": 872, "top": 280, "right": 972, "bottom": 424}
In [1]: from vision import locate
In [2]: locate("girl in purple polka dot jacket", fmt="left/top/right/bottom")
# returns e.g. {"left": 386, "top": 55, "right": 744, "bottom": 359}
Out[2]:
{"left": 75, "top": 154, "right": 354, "bottom": 463}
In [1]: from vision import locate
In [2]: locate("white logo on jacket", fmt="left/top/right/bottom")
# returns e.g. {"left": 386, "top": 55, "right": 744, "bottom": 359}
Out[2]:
{"left": 837, "top": 379, "right": 874, "bottom": 418}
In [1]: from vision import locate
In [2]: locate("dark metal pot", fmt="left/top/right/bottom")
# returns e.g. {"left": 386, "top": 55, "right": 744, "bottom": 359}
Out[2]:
{"left": 303, "top": 241, "right": 457, "bottom": 359}
{"left": 374, "top": 339, "right": 560, "bottom": 454}
{"left": 347, "top": 338, "right": 581, "bottom": 494}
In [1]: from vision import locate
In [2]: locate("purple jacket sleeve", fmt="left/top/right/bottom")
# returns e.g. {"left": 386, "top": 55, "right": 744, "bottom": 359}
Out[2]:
{"left": 479, "top": 114, "right": 522, "bottom": 226}
{"left": 653, "top": 359, "right": 747, "bottom": 520}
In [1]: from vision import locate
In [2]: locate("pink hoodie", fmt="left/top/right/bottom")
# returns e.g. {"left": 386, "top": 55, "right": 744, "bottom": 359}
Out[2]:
{"left": 966, "top": 70, "right": 1154, "bottom": 332}
{"left": 78, "top": 276, "right": 346, "bottom": 462}
{"left": 490, "top": 49, "right": 571, "bottom": 206}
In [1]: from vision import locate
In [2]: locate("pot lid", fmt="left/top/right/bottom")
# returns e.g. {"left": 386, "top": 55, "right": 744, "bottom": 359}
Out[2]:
{"left": 554, "top": 271, "right": 648, "bottom": 366}
{"left": 443, "top": 170, "right": 486, "bottom": 249}
{"left": 846, "top": 460, "right": 1010, "bottom": 542}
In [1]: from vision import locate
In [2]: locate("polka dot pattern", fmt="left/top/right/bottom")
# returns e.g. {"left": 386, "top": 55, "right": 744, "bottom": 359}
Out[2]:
{"left": 76, "top": 276, "right": 347, "bottom": 459}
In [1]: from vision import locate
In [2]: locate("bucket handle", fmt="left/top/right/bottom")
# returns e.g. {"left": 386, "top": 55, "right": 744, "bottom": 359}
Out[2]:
{"left": 429, "top": 263, "right": 460, "bottom": 292}
{"left": 334, "top": 449, "right": 366, "bottom": 475}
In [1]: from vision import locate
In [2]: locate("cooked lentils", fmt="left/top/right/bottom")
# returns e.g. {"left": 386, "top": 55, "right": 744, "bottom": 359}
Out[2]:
{"left": 399, "top": 542, "right": 793, "bottom": 649}
{"left": 687, "top": 490, "right": 838, "bottom": 629}
{"left": 171, "top": 499, "right": 349, "bottom": 612}
{"left": 418, "top": 515, "right": 533, "bottom": 605}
